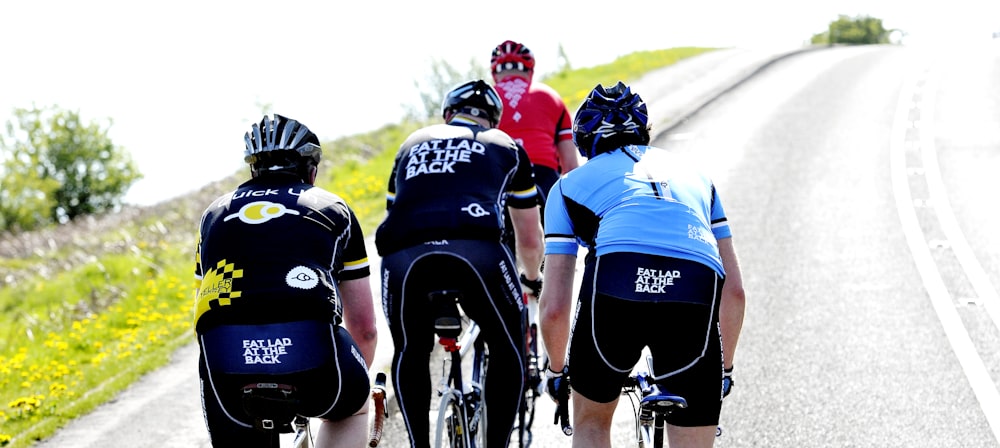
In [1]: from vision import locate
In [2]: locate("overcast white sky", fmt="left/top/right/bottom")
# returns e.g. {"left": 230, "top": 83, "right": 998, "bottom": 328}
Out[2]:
{"left": 2, "top": 0, "right": 997, "bottom": 205}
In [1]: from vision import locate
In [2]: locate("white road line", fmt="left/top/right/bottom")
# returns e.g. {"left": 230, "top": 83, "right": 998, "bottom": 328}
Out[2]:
{"left": 890, "top": 65, "right": 1000, "bottom": 442}
{"left": 916, "top": 73, "right": 1000, "bottom": 332}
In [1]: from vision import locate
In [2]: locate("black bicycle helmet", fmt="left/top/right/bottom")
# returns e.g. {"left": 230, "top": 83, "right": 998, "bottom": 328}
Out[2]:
{"left": 572, "top": 82, "right": 650, "bottom": 159}
{"left": 244, "top": 114, "right": 322, "bottom": 177}
{"left": 441, "top": 80, "right": 503, "bottom": 127}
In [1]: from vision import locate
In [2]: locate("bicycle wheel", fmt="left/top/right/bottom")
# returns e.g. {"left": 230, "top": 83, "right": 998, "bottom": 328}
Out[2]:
{"left": 517, "top": 323, "right": 539, "bottom": 447}
{"left": 516, "top": 390, "right": 535, "bottom": 448}
{"left": 435, "top": 390, "right": 470, "bottom": 448}
{"left": 470, "top": 340, "right": 488, "bottom": 448}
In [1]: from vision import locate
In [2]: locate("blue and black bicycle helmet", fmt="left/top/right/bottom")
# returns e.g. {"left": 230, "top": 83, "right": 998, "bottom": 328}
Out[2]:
{"left": 572, "top": 82, "right": 650, "bottom": 159}
{"left": 244, "top": 114, "right": 322, "bottom": 177}
{"left": 441, "top": 80, "right": 503, "bottom": 127}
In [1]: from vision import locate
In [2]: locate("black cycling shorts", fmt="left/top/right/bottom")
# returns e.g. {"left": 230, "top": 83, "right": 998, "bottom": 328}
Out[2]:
{"left": 568, "top": 252, "right": 725, "bottom": 427}
{"left": 198, "top": 320, "right": 369, "bottom": 447}
{"left": 380, "top": 239, "right": 525, "bottom": 448}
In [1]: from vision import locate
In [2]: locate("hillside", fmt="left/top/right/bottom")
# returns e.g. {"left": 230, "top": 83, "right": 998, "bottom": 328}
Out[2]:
{"left": 0, "top": 173, "right": 239, "bottom": 289}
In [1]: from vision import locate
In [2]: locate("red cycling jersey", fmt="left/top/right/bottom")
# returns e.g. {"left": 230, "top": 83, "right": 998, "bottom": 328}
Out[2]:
{"left": 494, "top": 74, "right": 574, "bottom": 172}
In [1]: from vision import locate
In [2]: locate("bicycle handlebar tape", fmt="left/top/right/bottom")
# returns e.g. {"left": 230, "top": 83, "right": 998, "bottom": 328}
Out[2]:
{"left": 369, "top": 372, "right": 388, "bottom": 447}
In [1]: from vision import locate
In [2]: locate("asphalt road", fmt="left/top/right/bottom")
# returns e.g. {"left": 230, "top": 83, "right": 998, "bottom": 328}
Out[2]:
{"left": 648, "top": 43, "right": 1000, "bottom": 447}
{"left": 33, "top": 43, "right": 1000, "bottom": 447}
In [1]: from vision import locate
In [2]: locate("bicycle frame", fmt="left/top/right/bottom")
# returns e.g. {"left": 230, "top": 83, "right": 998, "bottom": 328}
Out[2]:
{"left": 432, "top": 291, "right": 487, "bottom": 448}
{"left": 621, "top": 356, "right": 688, "bottom": 448}
{"left": 289, "top": 416, "right": 312, "bottom": 448}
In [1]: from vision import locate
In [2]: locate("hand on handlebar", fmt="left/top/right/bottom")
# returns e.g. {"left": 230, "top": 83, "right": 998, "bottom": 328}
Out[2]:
{"left": 520, "top": 273, "right": 543, "bottom": 299}
{"left": 722, "top": 366, "right": 734, "bottom": 399}
{"left": 545, "top": 365, "right": 573, "bottom": 435}
{"left": 544, "top": 365, "right": 569, "bottom": 402}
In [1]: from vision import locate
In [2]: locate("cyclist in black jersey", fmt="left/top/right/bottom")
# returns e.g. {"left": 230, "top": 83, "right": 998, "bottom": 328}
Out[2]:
{"left": 194, "top": 114, "right": 378, "bottom": 448}
{"left": 376, "top": 79, "right": 544, "bottom": 448}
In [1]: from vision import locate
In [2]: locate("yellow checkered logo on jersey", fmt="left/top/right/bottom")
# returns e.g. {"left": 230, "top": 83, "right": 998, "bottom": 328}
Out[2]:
{"left": 194, "top": 259, "right": 244, "bottom": 323}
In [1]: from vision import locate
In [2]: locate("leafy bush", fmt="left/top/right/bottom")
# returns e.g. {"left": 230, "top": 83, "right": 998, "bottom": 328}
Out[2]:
{"left": 812, "top": 15, "right": 891, "bottom": 45}
{"left": 0, "top": 107, "right": 141, "bottom": 231}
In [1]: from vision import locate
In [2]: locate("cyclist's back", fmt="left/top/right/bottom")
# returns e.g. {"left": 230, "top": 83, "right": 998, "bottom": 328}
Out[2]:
{"left": 195, "top": 115, "right": 377, "bottom": 448}
{"left": 539, "top": 83, "right": 746, "bottom": 448}
{"left": 377, "top": 80, "right": 543, "bottom": 448}
{"left": 375, "top": 121, "right": 532, "bottom": 254}
{"left": 494, "top": 76, "right": 572, "bottom": 188}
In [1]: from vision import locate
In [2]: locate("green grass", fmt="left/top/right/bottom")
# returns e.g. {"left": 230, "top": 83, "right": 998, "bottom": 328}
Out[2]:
{"left": 546, "top": 47, "right": 718, "bottom": 112}
{"left": 0, "top": 245, "right": 194, "bottom": 447}
{"left": 0, "top": 46, "right": 716, "bottom": 447}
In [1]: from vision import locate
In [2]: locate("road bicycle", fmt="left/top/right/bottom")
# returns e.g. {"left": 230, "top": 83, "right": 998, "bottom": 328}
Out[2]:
{"left": 430, "top": 290, "right": 488, "bottom": 448}
{"left": 516, "top": 292, "right": 543, "bottom": 447}
{"left": 620, "top": 356, "right": 688, "bottom": 448}
{"left": 241, "top": 371, "right": 389, "bottom": 448}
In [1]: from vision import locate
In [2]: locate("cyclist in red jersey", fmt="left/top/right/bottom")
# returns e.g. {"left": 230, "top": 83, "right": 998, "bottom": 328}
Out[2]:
{"left": 491, "top": 40, "right": 580, "bottom": 203}
{"left": 491, "top": 40, "right": 579, "bottom": 314}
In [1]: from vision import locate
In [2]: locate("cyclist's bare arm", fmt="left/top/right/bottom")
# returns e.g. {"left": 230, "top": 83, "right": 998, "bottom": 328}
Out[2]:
{"left": 340, "top": 277, "right": 378, "bottom": 367}
{"left": 556, "top": 140, "right": 580, "bottom": 173}
{"left": 718, "top": 237, "right": 745, "bottom": 369}
{"left": 539, "top": 253, "right": 576, "bottom": 372}
{"left": 510, "top": 206, "right": 544, "bottom": 280}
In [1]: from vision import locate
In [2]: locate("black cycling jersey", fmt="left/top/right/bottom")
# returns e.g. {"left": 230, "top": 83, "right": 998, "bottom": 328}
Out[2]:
{"left": 375, "top": 119, "right": 537, "bottom": 256}
{"left": 194, "top": 172, "right": 370, "bottom": 332}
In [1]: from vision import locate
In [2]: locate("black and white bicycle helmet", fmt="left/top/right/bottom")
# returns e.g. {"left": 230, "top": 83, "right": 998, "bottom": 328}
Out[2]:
{"left": 441, "top": 80, "right": 503, "bottom": 127}
{"left": 244, "top": 114, "right": 322, "bottom": 176}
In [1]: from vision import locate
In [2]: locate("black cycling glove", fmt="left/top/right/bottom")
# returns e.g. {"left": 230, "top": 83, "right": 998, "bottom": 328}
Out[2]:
{"left": 722, "top": 366, "right": 734, "bottom": 399}
{"left": 520, "top": 273, "right": 543, "bottom": 298}
{"left": 545, "top": 365, "right": 569, "bottom": 402}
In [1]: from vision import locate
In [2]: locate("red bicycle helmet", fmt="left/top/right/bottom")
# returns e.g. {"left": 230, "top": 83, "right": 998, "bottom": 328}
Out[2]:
{"left": 491, "top": 40, "right": 535, "bottom": 74}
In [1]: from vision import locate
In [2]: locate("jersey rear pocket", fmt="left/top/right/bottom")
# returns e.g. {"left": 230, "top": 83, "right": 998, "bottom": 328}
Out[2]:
{"left": 594, "top": 252, "right": 717, "bottom": 304}
{"left": 201, "top": 320, "right": 335, "bottom": 375}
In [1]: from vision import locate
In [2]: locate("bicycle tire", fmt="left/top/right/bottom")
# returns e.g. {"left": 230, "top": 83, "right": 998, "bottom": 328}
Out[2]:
{"left": 470, "top": 338, "right": 488, "bottom": 448}
{"left": 517, "top": 322, "right": 540, "bottom": 448}
{"left": 435, "top": 390, "right": 469, "bottom": 448}
{"left": 517, "top": 393, "right": 534, "bottom": 448}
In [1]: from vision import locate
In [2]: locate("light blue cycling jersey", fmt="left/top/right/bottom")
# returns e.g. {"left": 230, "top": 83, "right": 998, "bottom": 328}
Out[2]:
{"left": 544, "top": 144, "right": 731, "bottom": 276}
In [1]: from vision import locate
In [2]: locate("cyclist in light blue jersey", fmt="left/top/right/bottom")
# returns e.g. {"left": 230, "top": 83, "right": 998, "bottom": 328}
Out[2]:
{"left": 539, "top": 82, "right": 746, "bottom": 448}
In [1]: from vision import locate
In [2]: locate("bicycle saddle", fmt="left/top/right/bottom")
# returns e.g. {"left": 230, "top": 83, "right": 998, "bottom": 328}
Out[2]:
{"left": 640, "top": 384, "right": 688, "bottom": 410}
{"left": 241, "top": 382, "right": 301, "bottom": 432}
{"left": 429, "top": 290, "right": 464, "bottom": 339}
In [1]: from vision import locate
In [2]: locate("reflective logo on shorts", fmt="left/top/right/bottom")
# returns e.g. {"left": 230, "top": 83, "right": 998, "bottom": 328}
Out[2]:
{"left": 242, "top": 337, "right": 293, "bottom": 365}
{"left": 351, "top": 345, "right": 368, "bottom": 373}
{"left": 635, "top": 267, "right": 681, "bottom": 293}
